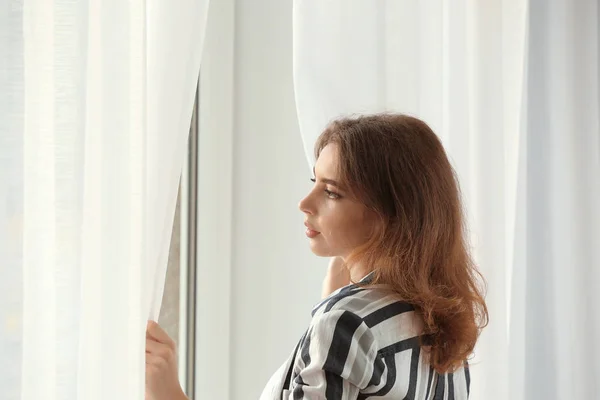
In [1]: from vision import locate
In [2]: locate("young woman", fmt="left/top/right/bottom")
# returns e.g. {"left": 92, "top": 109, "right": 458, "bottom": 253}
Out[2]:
{"left": 145, "top": 114, "right": 488, "bottom": 399}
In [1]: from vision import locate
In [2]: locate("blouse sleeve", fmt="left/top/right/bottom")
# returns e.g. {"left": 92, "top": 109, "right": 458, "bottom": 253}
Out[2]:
{"left": 288, "top": 310, "right": 377, "bottom": 400}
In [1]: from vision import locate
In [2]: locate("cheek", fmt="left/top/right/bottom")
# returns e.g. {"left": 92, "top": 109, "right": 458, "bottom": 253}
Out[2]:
{"left": 320, "top": 206, "right": 373, "bottom": 249}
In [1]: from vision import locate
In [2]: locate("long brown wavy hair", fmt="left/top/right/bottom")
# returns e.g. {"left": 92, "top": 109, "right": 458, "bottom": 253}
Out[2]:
{"left": 315, "top": 113, "right": 488, "bottom": 373}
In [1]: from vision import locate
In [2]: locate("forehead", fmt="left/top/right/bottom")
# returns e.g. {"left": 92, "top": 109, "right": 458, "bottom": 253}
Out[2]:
{"left": 315, "top": 143, "right": 339, "bottom": 176}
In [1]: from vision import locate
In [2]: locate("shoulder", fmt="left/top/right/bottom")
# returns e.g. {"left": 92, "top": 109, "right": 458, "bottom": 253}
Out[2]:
{"left": 288, "top": 285, "right": 429, "bottom": 396}
{"left": 310, "top": 283, "right": 424, "bottom": 345}
{"left": 313, "top": 282, "right": 413, "bottom": 320}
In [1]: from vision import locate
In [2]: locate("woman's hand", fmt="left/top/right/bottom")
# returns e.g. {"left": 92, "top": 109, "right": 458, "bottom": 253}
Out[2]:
{"left": 145, "top": 321, "right": 188, "bottom": 400}
{"left": 321, "top": 256, "right": 351, "bottom": 298}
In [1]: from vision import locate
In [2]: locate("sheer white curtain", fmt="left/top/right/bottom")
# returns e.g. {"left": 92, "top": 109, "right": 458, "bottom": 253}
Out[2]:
{"left": 0, "top": 1, "right": 209, "bottom": 399}
{"left": 293, "top": 1, "right": 600, "bottom": 399}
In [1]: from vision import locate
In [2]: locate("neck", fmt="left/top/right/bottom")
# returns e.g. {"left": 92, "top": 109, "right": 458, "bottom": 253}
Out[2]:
{"left": 343, "top": 259, "right": 370, "bottom": 283}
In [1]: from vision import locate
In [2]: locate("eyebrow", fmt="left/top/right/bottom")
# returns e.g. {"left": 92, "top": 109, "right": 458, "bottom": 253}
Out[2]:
{"left": 313, "top": 167, "right": 342, "bottom": 188}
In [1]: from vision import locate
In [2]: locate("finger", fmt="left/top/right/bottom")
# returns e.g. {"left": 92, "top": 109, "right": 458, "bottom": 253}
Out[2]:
{"left": 145, "top": 338, "right": 175, "bottom": 364}
{"left": 145, "top": 352, "right": 167, "bottom": 366}
{"left": 146, "top": 320, "right": 175, "bottom": 348}
{"left": 145, "top": 337, "right": 166, "bottom": 355}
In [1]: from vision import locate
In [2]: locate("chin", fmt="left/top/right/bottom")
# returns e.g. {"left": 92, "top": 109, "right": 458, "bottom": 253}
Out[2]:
{"left": 309, "top": 241, "right": 334, "bottom": 257}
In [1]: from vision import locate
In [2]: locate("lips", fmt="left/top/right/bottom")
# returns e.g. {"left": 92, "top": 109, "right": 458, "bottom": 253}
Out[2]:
{"left": 304, "top": 222, "right": 321, "bottom": 238}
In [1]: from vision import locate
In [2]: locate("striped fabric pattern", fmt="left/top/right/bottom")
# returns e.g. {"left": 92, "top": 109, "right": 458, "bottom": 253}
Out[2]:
{"left": 271, "top": 274, "right": 470, "bottom": 399}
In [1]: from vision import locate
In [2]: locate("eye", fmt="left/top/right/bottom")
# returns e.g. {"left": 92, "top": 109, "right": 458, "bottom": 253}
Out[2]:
{"left": 325, "top": 189, "right": 341, "bottom": 200}
{"left": 310, "top": 178, "right": 316, "bottom": 183}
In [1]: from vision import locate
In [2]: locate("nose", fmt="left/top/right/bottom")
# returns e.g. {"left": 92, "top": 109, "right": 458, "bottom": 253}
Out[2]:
{"left": 298, "top": 191, "right": 315, "bottom": 215}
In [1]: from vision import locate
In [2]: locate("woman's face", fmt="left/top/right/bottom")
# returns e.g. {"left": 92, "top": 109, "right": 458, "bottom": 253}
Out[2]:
{"left": 299, "top": 143, "right": 377, "bottom": 260}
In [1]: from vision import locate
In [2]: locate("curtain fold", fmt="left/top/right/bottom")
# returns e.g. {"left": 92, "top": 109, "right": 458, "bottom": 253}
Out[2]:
{"left": 293, "top": 1, "right": 600, "bottom": 399}
{"left": 0, "top": 0, "right": 209, "bottom": 399}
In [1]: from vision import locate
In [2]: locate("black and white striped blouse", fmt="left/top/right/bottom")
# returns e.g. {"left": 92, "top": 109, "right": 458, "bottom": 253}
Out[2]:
{"left": 260, "top": 273, "right": 470, "bottom": 399}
